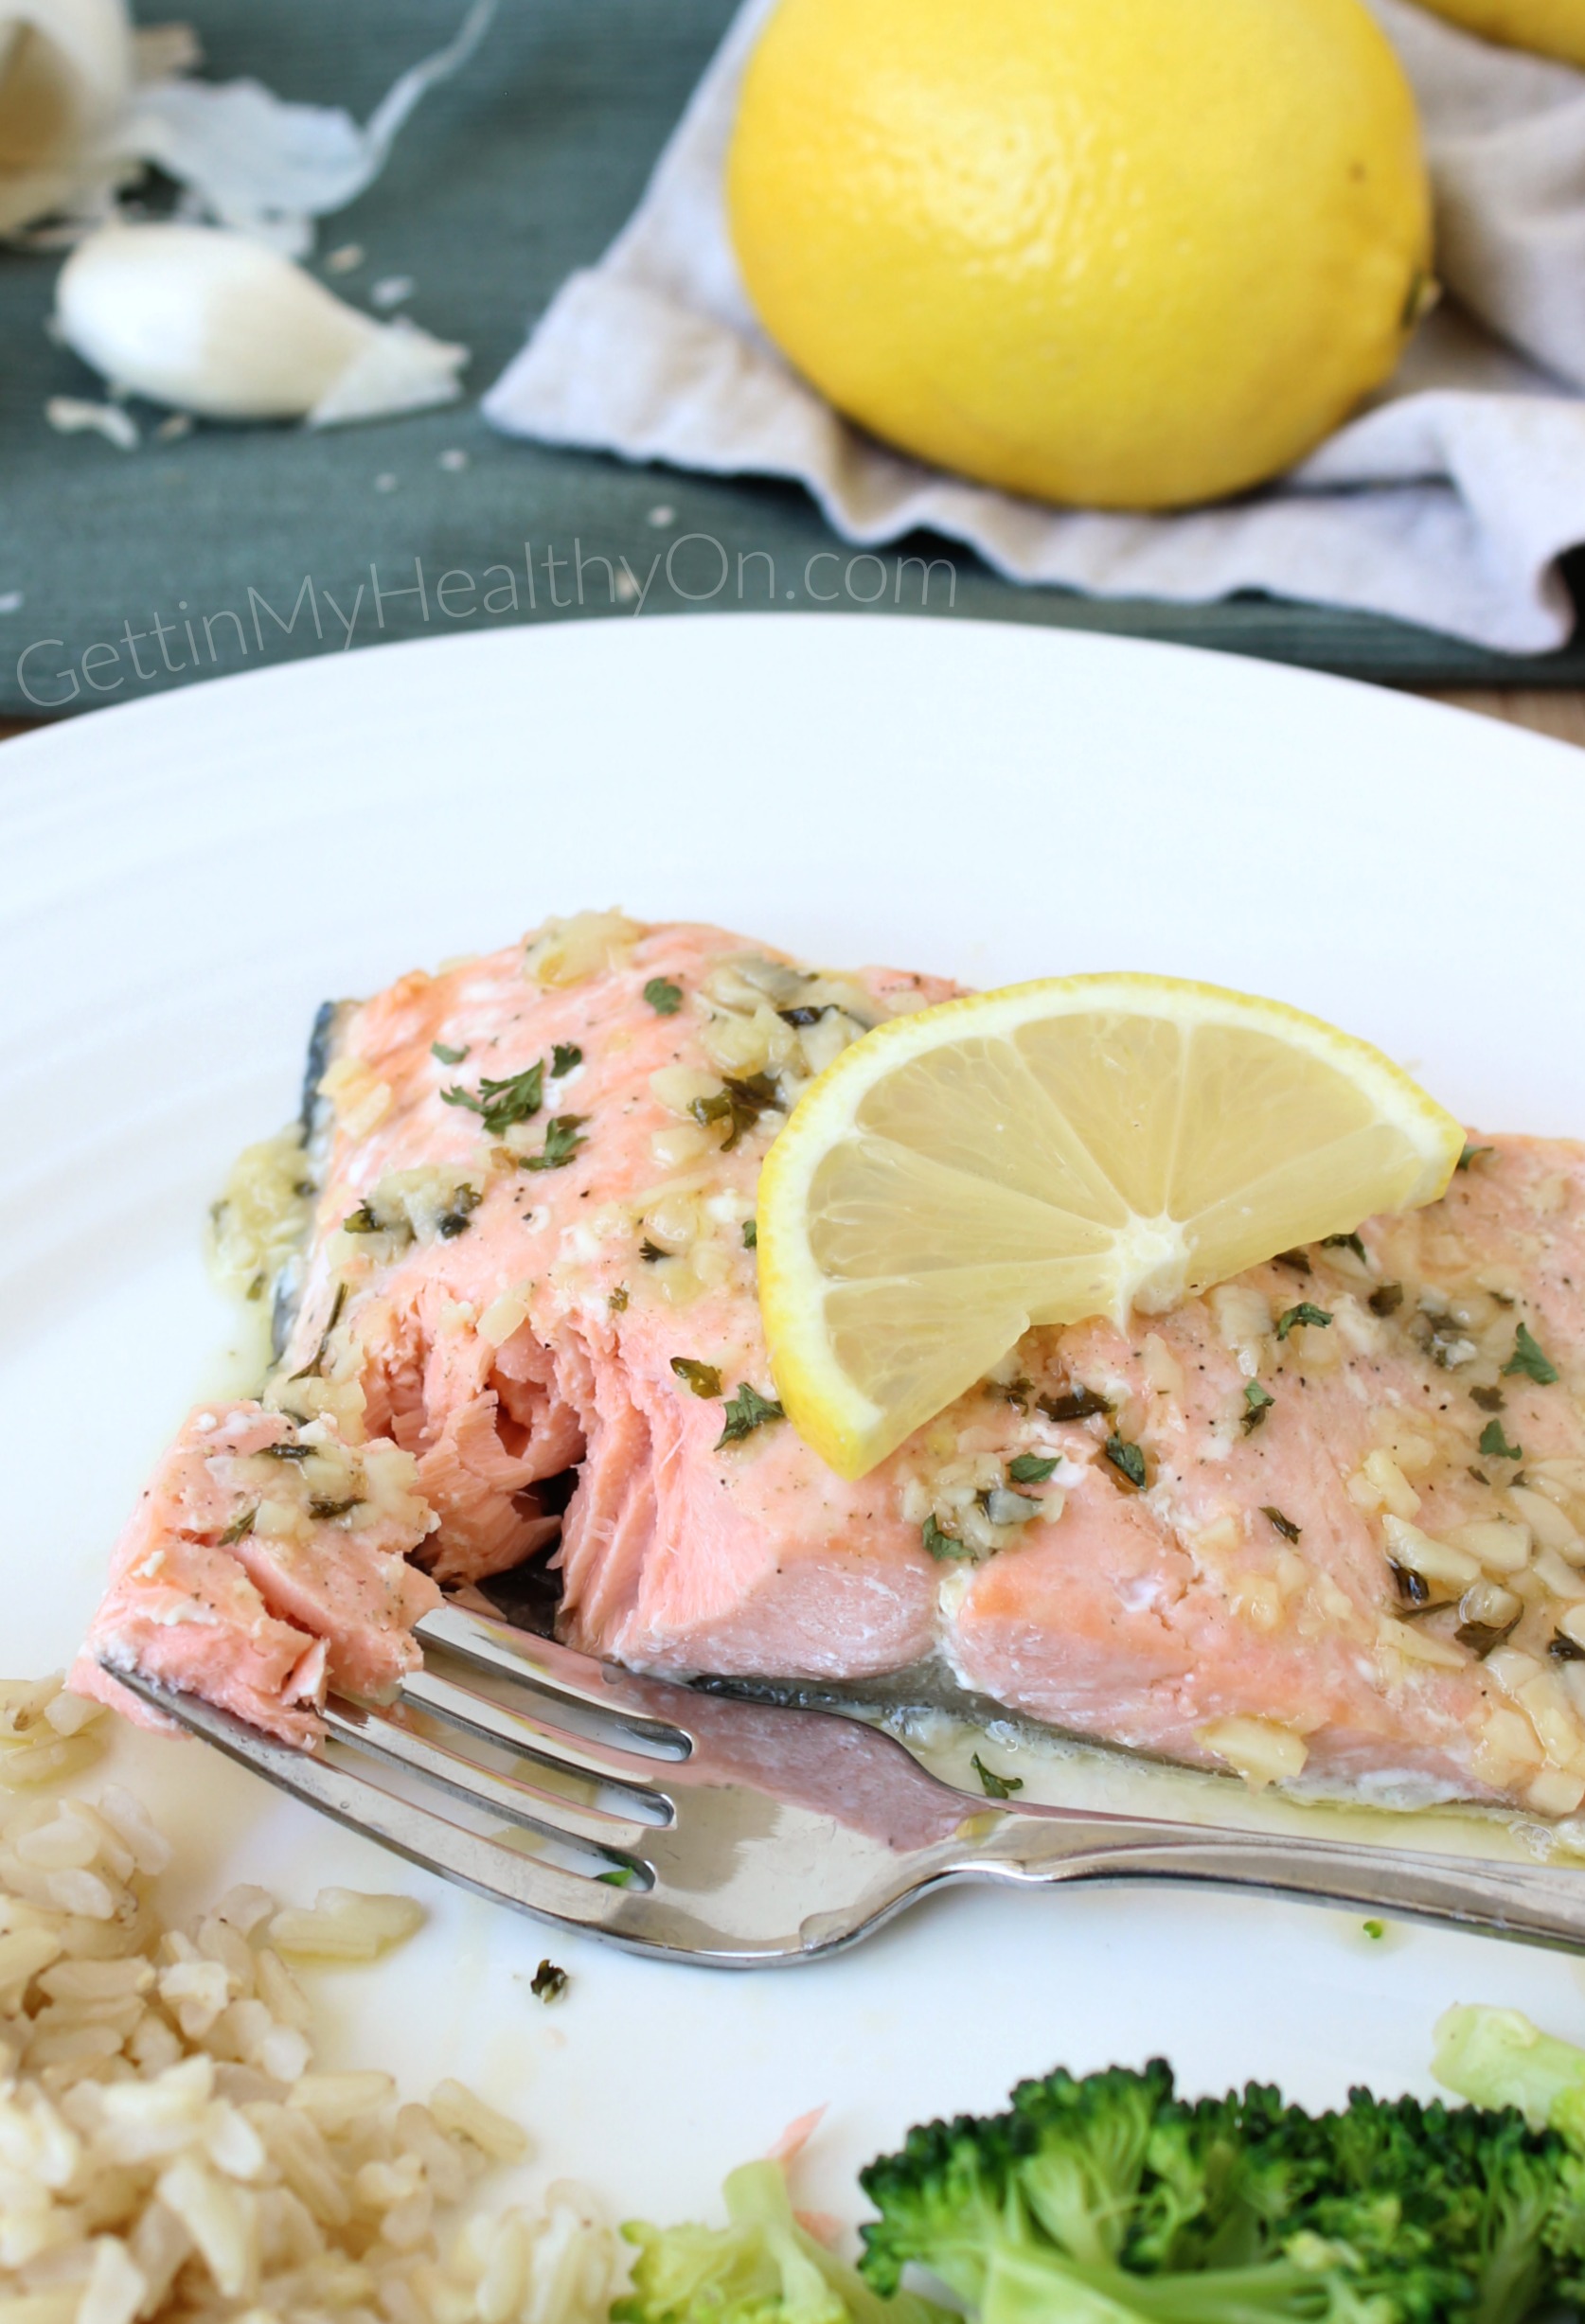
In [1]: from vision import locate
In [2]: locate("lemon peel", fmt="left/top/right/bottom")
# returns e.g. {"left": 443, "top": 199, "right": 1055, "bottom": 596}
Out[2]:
{"left": 728, "top": 0, "right": 1433, "bottom": 509}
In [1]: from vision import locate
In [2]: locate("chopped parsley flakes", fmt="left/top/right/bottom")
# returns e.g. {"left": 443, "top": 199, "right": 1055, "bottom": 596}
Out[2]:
{"left": 431, "top": 1040, "right": 470, "bottom": 1066}
{"left": 921, "top": 1514, "right": 967, "bottom": 1561}
{"left": 670, "top": 1357, "right": 723, "bottom": 1399}
{"left": 219, "top": 1507, "right": 257, "bottom": 1545}
{"left": 1504, "top": 1322, "right": 1559, "bottom": 1387}
{"left": 1262, "top": 1506, "right": 1301, "bottom": 1542}
{"left": 1479, "top": 1417, "right": 1523, "bottom": 1462}
{"left": 442, "top": 1060, "right": 544, "bottom": 1136}
{"left": 521, "top": 1114, "right": 588, "bottom": 1173}
{"left": 691, "top": 1073, "right": 782, "bottom": 1150}
{"left": 971, "top": 1752, "right": 1024, "bottom": 1801}
{"left": 644, "top": 978, "right": 683, "bottom": 1016}
{"left": 1007, "top": 1453, "right": 1060, "bottom": 1485}
{"left": 1242, "top": 1381, "right": 1275, "bottom": 1433}
{"left": 436, "top": 1184, "right": 481, "bottom": 1239}
{"left": 529, "top": 1960, "right": 568, "bottom": 2002}
{"left": 716, "top": 1382, "right": 784, "bottom": 1447}
{"left": 742, "top": 1220, "right": 757, "bottom": 1249}
{"left": 1104, "top": 1435, "right": 1147, "bottom": 1489}
{"left": 1275, "top": 1302, "right": 1333, "bottom": 1340}
{"left": 1040, "top": 1385, "right": 1112, "bottom": 1423}
{"left": 1457, "top": 1144, "right": 1494, "bottom": 1172}
{"left": 1368, "top": 1283, "right": 1404, "bottom": 1318}
{"left": 1322, "top": 1233, "right": 1366, "bottom": 1261}
{"left": 551, "top": 1043, "right": 582, "bottom": 1079}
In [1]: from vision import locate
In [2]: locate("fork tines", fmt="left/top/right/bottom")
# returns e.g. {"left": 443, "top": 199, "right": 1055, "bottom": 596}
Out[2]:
{"left": 107, "top": 1604, "right": 693, "bottom": 1940}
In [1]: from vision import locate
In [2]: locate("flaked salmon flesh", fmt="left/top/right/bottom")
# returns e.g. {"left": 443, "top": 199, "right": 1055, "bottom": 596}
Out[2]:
{"left": 77, "top": 917, "right": 1585, "bottom": 1821}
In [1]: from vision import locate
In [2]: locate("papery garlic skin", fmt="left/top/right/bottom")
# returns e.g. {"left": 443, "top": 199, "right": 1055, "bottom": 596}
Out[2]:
{"left": 0, "top": 0, "right": 134, "bottom": 234}
{"left": 2, "top": 0, "right": 495, "bottom": 253}
{"left": 55, "top": 222, "right": 468, "bottom": 423}
{"left": 121, "top": 0, "right": 496, "bottom": 256}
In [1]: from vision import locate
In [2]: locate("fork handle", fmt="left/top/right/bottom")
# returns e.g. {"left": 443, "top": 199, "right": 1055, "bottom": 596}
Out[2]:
{"left": 961, "top": 1813, "right": 1585, "bottom": 1953}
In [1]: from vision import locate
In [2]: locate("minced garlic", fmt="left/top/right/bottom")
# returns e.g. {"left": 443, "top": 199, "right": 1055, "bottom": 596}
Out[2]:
{"left": 1229, "top": 1575, "right": 1282, "bottom": 1632}
{"left": 1527, "top": 1769, "right": 1585, "bottom": 1817}
{"left": 321, "top": 1056, "right": 394, "bottom": 1142}
{"left": 1380, "top": 1516, "right": 1480, "bottom": 1589}
{"left": 1445, "top": 1519, "right": 1531, "bottom": 1575}
{"left": 1349, "top": 1451, "right": 1421, "bottom": 1521}
{"left": 1198, "top": 1716, "right": 1308, "bottom": 1790}
{"left": 209, "top": 1128, "right": 313, "bottom": 1302}
{"left": 1139, "top": 1333, "right": 1184, "bottom": 1398}
{"left": 1209, "top": 1286, "right": 1270, "bottom": 1375}
{"left": 650, "top": 1066, "right": 722, "bottom": 1118}
{"left": 1508, "top": 1486, "right": 1583, "bottom": 1557}
{"left": 477, "top": 1286, "right": 532, "bottom": 1348}
{"left": 524, "top": 911, "right": 639, "bottom": 986}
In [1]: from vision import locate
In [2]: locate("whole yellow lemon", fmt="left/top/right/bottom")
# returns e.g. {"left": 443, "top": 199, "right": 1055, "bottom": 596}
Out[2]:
{"left": 726, "top": 0, "right": 1434, "bottom": 510}
{"left": 1398, "top": 0, "right": 1585, "bottom": 66}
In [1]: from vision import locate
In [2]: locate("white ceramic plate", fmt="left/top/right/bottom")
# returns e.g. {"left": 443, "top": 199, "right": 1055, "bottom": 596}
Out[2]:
{"left": 6, "top": 613, "right": 1585, "bottom": 2234}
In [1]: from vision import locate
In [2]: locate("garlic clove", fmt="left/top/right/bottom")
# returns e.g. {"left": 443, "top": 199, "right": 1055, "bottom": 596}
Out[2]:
{"left": 0, "top": 0, "right": 135, "bottom": 236}
{"left": 54, "top": 222, "right": 467, "bottom": 423}
{"left": 58, "top": 222, "right": 368, "bottom": 416}
{"left": 3, "top": 0, "right": 496, "bottom": 253}
{"left": 308, "top": 314, "right": 469, "bottom": 428}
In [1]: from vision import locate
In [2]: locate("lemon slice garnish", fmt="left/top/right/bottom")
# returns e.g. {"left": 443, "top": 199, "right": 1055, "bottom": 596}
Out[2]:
{"left": 757, "top": 974, "right": 1464, "bottom": 1479}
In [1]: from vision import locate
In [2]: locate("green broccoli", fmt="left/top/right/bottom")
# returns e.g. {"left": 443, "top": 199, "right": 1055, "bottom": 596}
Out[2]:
{"left": 857, "top": 2060, "right": 1585, "bottom": 2322}
{"left": 616, "top": 2156, "right": 951, "bottom": 2324}
{"left": 1434, "top": 2004, "right": 1585, "bottom": 2307}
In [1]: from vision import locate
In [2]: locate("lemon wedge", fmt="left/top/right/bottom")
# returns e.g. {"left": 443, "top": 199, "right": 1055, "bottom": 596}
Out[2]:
{"left": 757, "top": 974, "right": 1464, "bottom": 1480}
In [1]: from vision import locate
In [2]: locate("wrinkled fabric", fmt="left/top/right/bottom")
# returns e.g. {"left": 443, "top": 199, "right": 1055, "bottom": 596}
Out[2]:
{"left": 485, "top": 0, "right": 1585, "bottom": 652}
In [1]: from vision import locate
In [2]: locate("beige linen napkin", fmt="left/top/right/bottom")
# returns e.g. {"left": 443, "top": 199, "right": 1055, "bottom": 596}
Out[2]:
{"left": 484, "top": 0, "right": 1585, "bottom": 652}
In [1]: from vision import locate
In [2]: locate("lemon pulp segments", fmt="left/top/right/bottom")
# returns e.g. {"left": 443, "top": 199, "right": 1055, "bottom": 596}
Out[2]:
{"left": 757, "top": 975, "right": 1465, "bottom": 1480}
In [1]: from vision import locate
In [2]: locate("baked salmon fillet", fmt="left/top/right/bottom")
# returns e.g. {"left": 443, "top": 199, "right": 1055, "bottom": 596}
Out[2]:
{"left": 77, "top": 914, "right": 1585, "bottom": 1820}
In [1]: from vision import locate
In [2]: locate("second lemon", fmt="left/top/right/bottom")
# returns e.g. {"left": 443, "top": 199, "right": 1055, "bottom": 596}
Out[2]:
{"left": 727, "top": 0, "right": 1434, "bottom": 511}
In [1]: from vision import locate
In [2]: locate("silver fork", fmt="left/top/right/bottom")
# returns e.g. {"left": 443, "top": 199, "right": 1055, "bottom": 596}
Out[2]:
{"left": 108, "top": 1604, "right": 1585, "bottom": 1964}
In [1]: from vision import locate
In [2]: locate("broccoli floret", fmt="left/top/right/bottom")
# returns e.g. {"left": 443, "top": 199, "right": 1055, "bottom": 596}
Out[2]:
{"left": 1433, "top": 2003, "right": 1585, "bottom": 2311}
{"left": 859, "top": 2060, "right": 1583, "bottom": 2323}
{"left": 616, "top": 2157, "right": 951, "bottom": 2324}
{"left": 856, "top": 2093, "right": 1031, "bottom": 2309}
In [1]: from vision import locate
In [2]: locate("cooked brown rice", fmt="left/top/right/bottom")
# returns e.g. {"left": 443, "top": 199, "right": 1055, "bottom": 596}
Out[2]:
{"left": 1, "top": 1676, "right": 618, "bottom": 2324}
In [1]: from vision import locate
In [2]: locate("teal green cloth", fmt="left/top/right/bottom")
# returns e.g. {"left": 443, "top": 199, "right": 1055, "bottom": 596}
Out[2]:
{"left": 2, "top": 0, "right": 1582, "bottom": 716}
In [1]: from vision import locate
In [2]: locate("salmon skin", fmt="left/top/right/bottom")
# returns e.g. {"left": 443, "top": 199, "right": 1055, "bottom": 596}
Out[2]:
{"left": 77, "top": 915, "right": 1585, "bottom": 1824}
